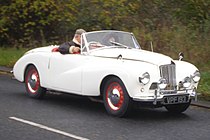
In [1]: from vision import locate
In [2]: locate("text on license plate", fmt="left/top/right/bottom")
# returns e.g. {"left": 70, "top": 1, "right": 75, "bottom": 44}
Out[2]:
{"left": 163, "top": 95, "right": 189, "bottom": 105}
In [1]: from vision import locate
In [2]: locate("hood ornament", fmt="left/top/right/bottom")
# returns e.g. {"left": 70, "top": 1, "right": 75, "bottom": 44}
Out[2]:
{"left": 117, "top": 54, "right": 123, "bottom": 60}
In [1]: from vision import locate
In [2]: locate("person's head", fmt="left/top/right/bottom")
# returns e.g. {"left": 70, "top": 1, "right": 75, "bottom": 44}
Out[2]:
{"left": 74, "top": 29, "right": 86, "bottom": 44}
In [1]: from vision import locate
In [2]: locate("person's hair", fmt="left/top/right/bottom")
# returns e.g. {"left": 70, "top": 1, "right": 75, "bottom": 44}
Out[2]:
{"left": 75, "top": 29, "right": 86, "bottom": 35}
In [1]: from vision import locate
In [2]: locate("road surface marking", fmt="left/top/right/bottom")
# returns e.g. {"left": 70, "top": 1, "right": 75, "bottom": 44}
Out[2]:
{"left": 9, "top": 117, "right": 89, "bottom": 140}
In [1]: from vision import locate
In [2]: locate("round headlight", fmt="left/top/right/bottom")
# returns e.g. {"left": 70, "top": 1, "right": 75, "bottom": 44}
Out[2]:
{"left": 183, "top": 77, "right": 191, "bottom": 88}
{"left": 158, "top": 78, "right": 167, "bottom": 89}
{"left": 192, "top": 70, "right": 200, "bottom": 83}
{"left": 139, "top": 72, "right": 150, "bottom": 85}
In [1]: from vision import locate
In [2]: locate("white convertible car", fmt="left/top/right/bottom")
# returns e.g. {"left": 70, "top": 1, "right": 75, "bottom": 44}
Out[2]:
{"left": 13, "top": 30, "right": 200, "bottom": 117}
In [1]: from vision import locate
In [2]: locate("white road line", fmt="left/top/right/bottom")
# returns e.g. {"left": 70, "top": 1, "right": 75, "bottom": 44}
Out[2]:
{"left": 9, "top": 117, "right": 89, "bottom": 140}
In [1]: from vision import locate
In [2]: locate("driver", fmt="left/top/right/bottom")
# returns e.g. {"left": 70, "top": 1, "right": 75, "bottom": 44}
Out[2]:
{"left": 58, "top": 29, "right": 86, "bottom": 54}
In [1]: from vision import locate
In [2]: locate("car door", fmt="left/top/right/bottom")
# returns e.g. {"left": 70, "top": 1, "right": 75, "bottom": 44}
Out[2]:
{"left": 48, "top": 53, "right": 88, "bottom": 94}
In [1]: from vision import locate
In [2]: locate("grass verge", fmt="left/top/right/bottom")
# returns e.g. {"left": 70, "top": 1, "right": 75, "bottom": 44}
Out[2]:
{"left": 0, "top": 47, "right": 29, "bottom": 67}
{"left": 198, "top": 71, "right": 210, "bottom": 101}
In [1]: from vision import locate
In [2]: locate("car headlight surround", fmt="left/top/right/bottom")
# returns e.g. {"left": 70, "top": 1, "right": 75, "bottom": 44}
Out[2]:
{"left": 139, "top": 72, "right": 150, "bottom": 85}
{"left": 183, "top": 76, "right": 191, "bottom": 88}
{"left": 191, "top": 70, "right": 200, "bottom": 83}
{"left": 158, "top": 78, "right": 167, "bottom": 89}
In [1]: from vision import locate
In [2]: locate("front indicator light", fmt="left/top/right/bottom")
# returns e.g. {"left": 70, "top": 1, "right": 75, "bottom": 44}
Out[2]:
{"left": 183, "top": 77, "right": 191, "bottom": 88}
{"left": 158, "top": 78, "right": 167, "bottom": 89}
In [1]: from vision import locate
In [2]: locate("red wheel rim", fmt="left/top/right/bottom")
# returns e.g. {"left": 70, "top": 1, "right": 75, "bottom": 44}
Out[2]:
{"left": 26, "top": 68, "right": 40, "bottom": 94}
{"left": 106, "top": 82, "right": 124, "bottom": 111}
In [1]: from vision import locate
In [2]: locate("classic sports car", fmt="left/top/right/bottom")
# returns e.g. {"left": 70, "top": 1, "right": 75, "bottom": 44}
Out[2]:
{"left": 13, "top": 30, "right": 200, "bottom": 117}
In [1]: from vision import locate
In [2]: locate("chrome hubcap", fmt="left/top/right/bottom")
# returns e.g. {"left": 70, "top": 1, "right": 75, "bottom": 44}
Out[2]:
{"left": 106, "top": 82, "right": 124, "bottom": 111}
{"left": 27, "top": 69, "right": 39, "bottom": 93}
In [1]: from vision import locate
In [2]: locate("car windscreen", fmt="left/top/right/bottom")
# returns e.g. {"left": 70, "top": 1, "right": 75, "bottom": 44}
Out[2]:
{"left": 85, "top": 31, "right": 140, "bottom": 49}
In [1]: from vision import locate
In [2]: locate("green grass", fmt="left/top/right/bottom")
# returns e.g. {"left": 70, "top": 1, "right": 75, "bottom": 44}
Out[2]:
{"left": 0, "top": 47, "right": 209, "bottom": 101}
{"left": 198, "top": 71, "right": 210, "bottom": 101}
{"left": 0, "top": 47, "right": 29, "bottom": 67}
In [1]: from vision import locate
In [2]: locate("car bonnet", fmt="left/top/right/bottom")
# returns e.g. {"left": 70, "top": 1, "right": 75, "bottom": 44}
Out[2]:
{"left": 89, "top": 48, "right": 173, "bottom": 66}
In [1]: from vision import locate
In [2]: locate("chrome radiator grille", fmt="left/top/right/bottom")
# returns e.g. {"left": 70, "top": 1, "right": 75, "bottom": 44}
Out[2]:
{"left": 159, "top": 63, "right": 176, "bottom": 89}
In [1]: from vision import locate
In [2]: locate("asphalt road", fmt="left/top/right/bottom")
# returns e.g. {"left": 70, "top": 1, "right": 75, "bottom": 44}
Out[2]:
{"left": 0, "top": 74, "right": 210, "bottom": 140}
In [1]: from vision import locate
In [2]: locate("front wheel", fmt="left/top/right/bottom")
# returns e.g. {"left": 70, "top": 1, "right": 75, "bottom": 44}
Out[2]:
{"left": 24, "top": 65, "right": 46, "bottom": 99}
{"left": 165, "top": 101, "right": 191, "bottom": 113}
{"left": 103, "top": 77, "right": 132, "bottom": 117}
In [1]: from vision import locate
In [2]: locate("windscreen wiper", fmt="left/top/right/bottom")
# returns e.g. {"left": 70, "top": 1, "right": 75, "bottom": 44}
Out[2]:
{"left": 110, "top": 41, "right": 131, "bottom": 49}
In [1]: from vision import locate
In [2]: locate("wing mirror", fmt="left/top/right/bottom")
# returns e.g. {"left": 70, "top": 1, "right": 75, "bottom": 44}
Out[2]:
{"left": 179, "top": 52, "right": 184, "bottom": 61}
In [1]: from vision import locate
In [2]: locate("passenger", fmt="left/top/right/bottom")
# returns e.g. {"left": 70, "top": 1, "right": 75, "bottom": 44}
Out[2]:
{"left": 58, "top": 29, "right": 86, "bottom": 54}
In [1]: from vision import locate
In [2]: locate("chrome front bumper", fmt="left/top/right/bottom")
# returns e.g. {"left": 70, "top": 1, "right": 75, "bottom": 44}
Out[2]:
{"left": 133, "top": 88, "right": 197, "bottom": 105}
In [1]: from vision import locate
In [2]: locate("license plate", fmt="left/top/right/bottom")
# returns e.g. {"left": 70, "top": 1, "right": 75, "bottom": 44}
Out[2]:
{"left": 163, "top": 95, "right": 189, "bottom": 105}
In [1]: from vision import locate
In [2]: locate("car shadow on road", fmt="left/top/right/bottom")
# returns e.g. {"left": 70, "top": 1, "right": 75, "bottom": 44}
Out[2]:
{"left": 127, "top": 108, "right": 190, "bottom": 121}
{"left": 37, "top": 92, "right": 191, "bottom": 121}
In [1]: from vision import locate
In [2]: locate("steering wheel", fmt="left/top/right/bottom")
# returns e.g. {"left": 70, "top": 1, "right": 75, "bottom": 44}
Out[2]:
{"left": 88, "top": 41, "right": 99, "bottom": 45}
{"left": 88, "top": 41, "right": 103, "bottom": 50}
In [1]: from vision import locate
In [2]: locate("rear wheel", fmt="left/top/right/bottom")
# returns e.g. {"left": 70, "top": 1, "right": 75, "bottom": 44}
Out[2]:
{"left": 103, "top": 77, "right": 132, "bottom": 117}
{"left": 165, "top": 101, "right": 191, "bottom": 113}
{"left": 24, "top": 65, "right": 46, "bottom": 99}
